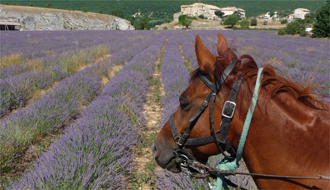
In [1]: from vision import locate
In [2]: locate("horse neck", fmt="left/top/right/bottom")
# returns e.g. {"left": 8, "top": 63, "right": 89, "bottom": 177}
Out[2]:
{"left": 231, "top": 92, "right": 330, "bottom": 188}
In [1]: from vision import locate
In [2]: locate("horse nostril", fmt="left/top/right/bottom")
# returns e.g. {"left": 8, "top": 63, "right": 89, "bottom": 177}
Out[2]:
{"left": 151, "top": 143, "right": 159, "bottom": 158}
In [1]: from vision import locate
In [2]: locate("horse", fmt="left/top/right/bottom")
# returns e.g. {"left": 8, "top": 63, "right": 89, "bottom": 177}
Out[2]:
{"left": 152, "top": 33, "right": 330, "bottom": 189}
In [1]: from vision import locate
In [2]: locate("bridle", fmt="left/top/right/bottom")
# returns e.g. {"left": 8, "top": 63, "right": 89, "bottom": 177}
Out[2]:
{"left": 169, "top": 59, "right": 242, "bottom": 167}
{"left": 169, "top": 59, "right": 330, "bottom": 188}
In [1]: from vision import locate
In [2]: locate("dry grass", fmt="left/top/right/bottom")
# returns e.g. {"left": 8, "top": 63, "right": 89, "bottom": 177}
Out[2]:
{"left": 280, "top": 50, "right": 290, "bottom": 56}
{"left": 268, "top": 57, "right": 283, "bottom": 66}
{"left": 306, "top": 47, "right": 317, "bottom": 52}
{"left": 0, "top": 54, "right": 25, "bottom": 68}
{"left": 239, "top": 45, "right": 256, "bottom": 54}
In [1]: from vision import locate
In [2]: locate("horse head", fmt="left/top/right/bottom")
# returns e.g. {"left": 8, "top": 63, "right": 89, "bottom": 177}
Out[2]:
{"left": 152, "top": 33, "right": 246, "bottom": 173}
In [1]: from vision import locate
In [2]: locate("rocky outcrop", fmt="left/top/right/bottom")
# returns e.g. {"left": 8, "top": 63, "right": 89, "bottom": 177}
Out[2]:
{"left": 0, "top": 5, "right": 134, "bottom": 30}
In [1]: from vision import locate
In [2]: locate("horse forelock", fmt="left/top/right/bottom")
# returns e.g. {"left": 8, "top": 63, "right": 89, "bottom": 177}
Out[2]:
{"left": 190, "top": 47, "right": 329, "bottom": 111}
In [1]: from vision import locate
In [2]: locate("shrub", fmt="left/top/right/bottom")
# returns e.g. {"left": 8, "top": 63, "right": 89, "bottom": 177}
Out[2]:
{"left": 198, "top": 15, "right": 205, "bottom": 19}
{"left": 281, "top": 19, "right": 288, "bottom": 24}
{"left": 240, "top": 20, "right": 250, "bottom": 28}
{"left": 163, "top": 26, "right": 168, "bottom": 30}
{"left": 278, "top": 28, "right": 286, "bottom": 35}
{"left": 286, "top": 20, "right": 306, "bottom": 35}
{"left": 299, "top": 30, "right": 308, "bottom": 37}
{"left": 251, "top": 18, "right": 257, "bottom": 26}
{"left": 82, "top": 7, "right": 88, "bottom": 12}
{"left": 263, "top": 20, "right": 268, "bottom": 25}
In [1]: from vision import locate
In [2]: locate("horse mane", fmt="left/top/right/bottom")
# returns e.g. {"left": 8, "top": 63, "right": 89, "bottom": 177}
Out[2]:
{"left": 191, "top": 48, "right": 329, "bottom": 110}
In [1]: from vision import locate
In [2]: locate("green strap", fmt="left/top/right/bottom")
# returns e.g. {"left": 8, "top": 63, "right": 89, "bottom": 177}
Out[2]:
{"left": 213, "top": 67, "right": 264, "bottom": 190}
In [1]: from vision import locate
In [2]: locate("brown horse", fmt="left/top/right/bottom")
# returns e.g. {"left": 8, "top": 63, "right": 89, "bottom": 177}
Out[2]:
{"left": 152, "top": 33, "right": 330, "bottom": 189}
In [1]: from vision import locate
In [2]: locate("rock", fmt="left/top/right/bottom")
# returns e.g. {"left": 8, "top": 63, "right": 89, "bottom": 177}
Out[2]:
{"left": 0, "top": 5, "right": 134, "bottom": 30}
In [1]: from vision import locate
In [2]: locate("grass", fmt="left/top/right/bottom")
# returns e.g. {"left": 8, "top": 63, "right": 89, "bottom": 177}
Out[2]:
{"left": 0, "top": 54, "right": 25, "bottom": 68}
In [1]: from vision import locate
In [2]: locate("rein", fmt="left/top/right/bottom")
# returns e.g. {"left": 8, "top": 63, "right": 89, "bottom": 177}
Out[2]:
{"left": 187, "top": 161, "right": 330, "bottom": 181}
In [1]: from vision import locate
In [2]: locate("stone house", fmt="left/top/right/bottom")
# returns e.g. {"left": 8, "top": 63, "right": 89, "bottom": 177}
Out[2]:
{"left": 220, "top": 7, "right": 246, "bottom": 18}
{"left": 175, "top": 3, "right": 245, "bottom": 21}
{"left": 289, "top": 8, "right": 310, "bottom": 20}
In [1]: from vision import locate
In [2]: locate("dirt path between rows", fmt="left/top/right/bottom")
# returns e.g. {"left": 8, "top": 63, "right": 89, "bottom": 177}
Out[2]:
{"left": 131, "top": 42, "right": 167, "bottom": 190}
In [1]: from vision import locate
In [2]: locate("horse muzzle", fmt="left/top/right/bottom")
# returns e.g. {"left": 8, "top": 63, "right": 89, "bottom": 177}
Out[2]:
{"left": 151, "top": 142, "right": 181, "bottom": 173}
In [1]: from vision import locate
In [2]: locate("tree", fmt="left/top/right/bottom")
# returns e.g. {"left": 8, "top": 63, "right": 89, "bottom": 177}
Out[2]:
{"left": 304, "top": 13, "right": 316, "bottom": 23}
{"left": 233, "top": 11, "right": 243, "bottom": 18}
{"left": 269, "top": 11, "right": 275, "bottom": 18}
{"left": 44, "top": 2, "right": 52, "bottom": 8}
{"left": 182, "top": 19, "right": 192, "bottom": 29}
{"left": 312, "top": 0, "right": 329, "bottom": 38}
{"left": 215, "top": 10, "right": 225, "bottom": 18}
{"left": 285, "top": 20, "right": 306, "bottom": 35}
{"left": 82, "top": 7, "right": 88, "bottom": 12}
{"left": 111, "top": 9, "right": 125, "bottom": 19}
{"left": 198, "top": 15, "right": 205, "bottom": 19}
{"left": 134, "top": 17, "right": 151, "bottom": 30}
{"left": 240, "top": 20, "right": 250, "bottom": 28}
{"left": 224, "top": 14, "right": 239, "bottom": 27}
{"left": 251, "top": 18, "right": 257, "bottom": 26}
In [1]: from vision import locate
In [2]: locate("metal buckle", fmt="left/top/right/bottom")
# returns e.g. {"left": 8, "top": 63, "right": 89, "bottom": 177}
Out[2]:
{"left": 222, "top": 101, "right": 236, "bottom": 119}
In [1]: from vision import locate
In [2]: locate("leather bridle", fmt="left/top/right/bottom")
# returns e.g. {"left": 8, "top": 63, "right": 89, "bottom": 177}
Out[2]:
{"left": 169, "top": 60, "right": 243, "bottom": 166}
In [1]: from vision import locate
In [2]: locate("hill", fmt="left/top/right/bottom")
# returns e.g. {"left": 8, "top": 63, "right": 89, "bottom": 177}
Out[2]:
{"left": 2, "top": 0, "right": 326, "bottom": 25}
{"left": 0, "top": 4, "right": 134, "bottom": 30}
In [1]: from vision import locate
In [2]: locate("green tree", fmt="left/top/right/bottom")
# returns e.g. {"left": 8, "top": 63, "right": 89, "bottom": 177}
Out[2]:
{"left": 281, "top": 19, "right": 288, "bottom": 24}
{"left": 269, "top": 11, "right": 275, "bottom": 18}
{"left": 179, "top": 15, "right": 187, "bottom": 23}
{"left": 134, "top": 17, "right": 151, "bottom": 30}
{"left": 215, "top": 10, "right": 225, "bottom": 18}
{"left": 44, "top": 2, "right": 52, "bottom": 8}
{"left": 312, "top": 0, "right": 329, "bottom": 38}
{"left": 285, "top": 20, "right": 306, "bottom": 34}
{"left": 182, "top": 19, "right": 192, "bottom": 28}
{"left": 224, "top": 14, "right": 239, "bottom": 27}
{"left": 304, "top": 13, "right": 316, "bottom": 23}
{"left": 82, "top": 7, "right": 88, "bottom": 13}
{"left": 198, "top": 15, "right": 205, "bottom": 19}
{"left": 111, "top": 9, "right": 125, "bottom": 19}
{"left": 240, "top": 20, "right": 250, "bottom": 28}
{"left": 251, "top": 18, "right": 257, "bottom": 26}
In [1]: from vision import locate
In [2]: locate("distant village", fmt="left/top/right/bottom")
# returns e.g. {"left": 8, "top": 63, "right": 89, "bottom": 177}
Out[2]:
{"left": 173, "top": 3, "right": 310, "bottom": 21}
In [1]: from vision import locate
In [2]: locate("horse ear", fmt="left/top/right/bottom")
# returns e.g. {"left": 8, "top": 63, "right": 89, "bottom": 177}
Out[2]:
{"left": 195, "top": 35, "right": 216, "bottom": 77}
{"left": 217, "top": 33, "right": 228, "bottom": 57}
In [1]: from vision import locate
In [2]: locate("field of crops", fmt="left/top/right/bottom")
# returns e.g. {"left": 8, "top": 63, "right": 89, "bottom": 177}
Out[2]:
{"left": 0, "top": 30, "right": 328, "bottom": 189}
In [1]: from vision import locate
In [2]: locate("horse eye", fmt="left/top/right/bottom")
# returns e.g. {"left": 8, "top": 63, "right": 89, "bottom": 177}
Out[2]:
{"left": 180, "top": 100, "right": 190, "bottom": 110}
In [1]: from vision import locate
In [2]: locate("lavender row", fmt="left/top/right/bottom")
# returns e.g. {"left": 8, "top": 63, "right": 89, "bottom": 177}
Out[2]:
{"left": 0, "top": 61, "right": 109, "bottom": 173}
{"left": 1, "top": 30, "right": 128, "bottom": 59}
{"left": 155, "top": 31, "right": 210, "bottom": 189}
{"left": 0, "top": 32, "right": 158, "bottom": 118}
{"left": 0, "top": 46, "right": 108, "bottom": 117}
{"left": 0, "top": 31, "right": 165, "bottom": 180}
{"left": 178, "top": 31, "right": 198, "bottom": 69}
{"left": 0, "top": 31, "right": 151, "bottom": 79}
{"left": 7, "top": 33, "right": 169, "bottom": 189}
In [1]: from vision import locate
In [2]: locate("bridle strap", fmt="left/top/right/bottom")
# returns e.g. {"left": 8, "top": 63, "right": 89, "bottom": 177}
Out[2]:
{"left": 170, "top": 59, "right": 240, "bottom": 163}
{"left": 219, "top": 76, "right": 244, "bottom": 144}
{"left": 216, "top": 60, "right": 237, "bottom": 91}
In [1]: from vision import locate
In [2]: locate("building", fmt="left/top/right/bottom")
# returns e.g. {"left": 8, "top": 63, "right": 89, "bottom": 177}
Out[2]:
{"left": 0, "top": 22, "right": 21, "bottom": 31}
{"left": 289, "top": 8, "right": 310, "bottom": 20}
{"left": 220, "top": 7, "right": 245, "bottom": 18}
{"left": 178, "top": 3, "right": 245, "bottom": 20}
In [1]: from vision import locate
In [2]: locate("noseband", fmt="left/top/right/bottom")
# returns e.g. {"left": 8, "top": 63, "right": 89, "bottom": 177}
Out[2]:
{"left": 170, "top": 60, "right": 244, "bottom": 165}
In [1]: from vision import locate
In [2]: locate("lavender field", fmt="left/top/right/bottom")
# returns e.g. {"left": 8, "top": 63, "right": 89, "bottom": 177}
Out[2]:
{"left": 0, "top": 30, "right": 328, "bottom": 189}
